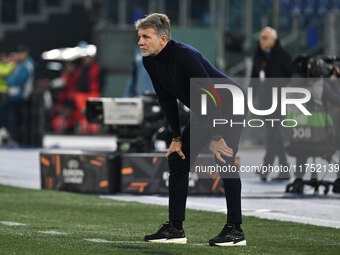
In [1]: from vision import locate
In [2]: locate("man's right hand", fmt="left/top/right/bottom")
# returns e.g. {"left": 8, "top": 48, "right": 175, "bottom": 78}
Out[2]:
{"left": 166, "top": 139, "right": 185, "bottom": 160}
{"left": 211, "top": 138, "right": 233, "bottom": 164}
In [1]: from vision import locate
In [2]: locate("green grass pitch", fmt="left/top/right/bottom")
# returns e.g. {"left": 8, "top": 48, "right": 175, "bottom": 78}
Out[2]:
{"left": 0, "top": 185, "right": 339, "bottom": 255}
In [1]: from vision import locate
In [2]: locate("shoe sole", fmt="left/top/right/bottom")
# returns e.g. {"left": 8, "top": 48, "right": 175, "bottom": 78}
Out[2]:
{"left": 211, "top": 240, "right": 246, "bottom": 246}
{"left": 147, "top": 237, "right": 187, "bottom": 244}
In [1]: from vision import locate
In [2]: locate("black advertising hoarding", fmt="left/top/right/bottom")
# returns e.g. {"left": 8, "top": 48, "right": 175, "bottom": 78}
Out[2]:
{"left": 40, "top": 150, "right": 121, "bottom": 194}
{"left": 120, "top": 153, "right": 235, "bottom": 195}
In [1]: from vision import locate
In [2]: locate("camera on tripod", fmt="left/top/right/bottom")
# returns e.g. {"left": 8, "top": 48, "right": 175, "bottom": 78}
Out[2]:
{"left": 293, "top": 54, "right": 340, "bottom": 78}
{"left": 285, "top": 54, "right": 340, "bottom": 194}
{"left": 86, "top": 94, "right": 166, "bottom": 153}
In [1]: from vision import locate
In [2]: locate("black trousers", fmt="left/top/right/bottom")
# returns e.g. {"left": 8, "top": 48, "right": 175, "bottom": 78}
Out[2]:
{"left": 2, "top": 98, "right": 23, "bottom": 143}
{"left": 167, "top": 117, "right": 243, "bottom": 224}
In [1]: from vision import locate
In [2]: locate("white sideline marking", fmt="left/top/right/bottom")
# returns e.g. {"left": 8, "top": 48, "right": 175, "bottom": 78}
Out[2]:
{"left": 37, "top": 230, "right": 68, "bottom": 235}
{"left": 85, "top": 239, "right": 145, "bottom": 244}
{"left": 245, "top": 209, "right": 286, "bottom": 213}
{"left": 85, "top": 239, "right": 113, "bottom": 243}
{"left": 0, "top": 221, "right": 26, "bottom": 226}
{"left": 217, "top": 208, "right": 286, "bottom": 213}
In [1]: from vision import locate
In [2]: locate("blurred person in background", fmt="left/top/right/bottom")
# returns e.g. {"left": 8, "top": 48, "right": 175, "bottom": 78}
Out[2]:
{"left": 333, "top": 101, "right": 340, "bottom": 193}
{"left": 0, "top": 50, "right": 15, "bottom": 101}
{"left": 124, "top": 46, "right": 154, "bottom": 97}
{"left": 50, "top": 62, "right": 77, "bottom": 133}
{"left": 58, "top": 62, "right": 77, "bottom": 102}
{"left": 73, "top": 55, "right": 101, "bottom": 133}
{"left": 0, "top": 50, "right": 16, "bottom": 145}
{"left": 291, "top": 64, "right": 340, "bottom": 193}
{"left": 332, "top": 68, "right": 340, "bottom": 193}
{"left": 0, "top": 50, "right": 16, "bottom": 117}
{"left": 4, "top": 45, "right": 34, "bottom": 144}
{"left": 251, "top": 27, "right": 293, "bottom": 181}
{"left": 330, "top": 67, "right": 340, "bottom": 193}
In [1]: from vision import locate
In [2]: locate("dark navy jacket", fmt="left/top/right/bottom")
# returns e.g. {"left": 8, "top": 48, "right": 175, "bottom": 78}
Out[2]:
{"left": 143, "top": 40, "right": 238, "bottom": 138}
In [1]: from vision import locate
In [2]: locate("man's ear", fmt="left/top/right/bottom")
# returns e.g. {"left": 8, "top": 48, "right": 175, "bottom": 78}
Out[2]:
{"left": 160, "top": 35, "right": 168, "bottom": 45}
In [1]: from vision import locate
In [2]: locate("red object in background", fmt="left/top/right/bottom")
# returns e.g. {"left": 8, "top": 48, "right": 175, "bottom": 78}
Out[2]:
{"left": 74, "top": 93, "right": 100, "bottom": 134}
{"left": 73, "top": 61, "right": 101, "bottom": 94}
{"left": 72, "top": 60, "right": 101, "bottom": 134}
{"left": 58, "top": 72, "right": 77, "bottom": 102}
{"left": 51, "top": 59, "right": 102, "bottom": 134}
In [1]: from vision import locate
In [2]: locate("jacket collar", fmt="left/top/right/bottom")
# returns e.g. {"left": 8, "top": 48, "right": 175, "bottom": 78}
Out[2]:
{"left": 154, "top": 40, "right": 174, "bottom": 60}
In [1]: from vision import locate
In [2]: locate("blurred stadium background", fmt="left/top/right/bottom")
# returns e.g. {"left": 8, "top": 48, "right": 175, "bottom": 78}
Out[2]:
{"left": 0, "top": 1, "right": 340, "bottom": 254}
{"left": 0, "top": 0, "right": 340, "bottom": 145}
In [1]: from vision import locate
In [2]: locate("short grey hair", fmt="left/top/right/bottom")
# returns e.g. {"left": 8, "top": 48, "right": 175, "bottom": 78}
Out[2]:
{"left": 135, "top": 13, "right": 171, "bottom": 41}
{"left": 261, "top": 26, "right": 278, "bottom": 39}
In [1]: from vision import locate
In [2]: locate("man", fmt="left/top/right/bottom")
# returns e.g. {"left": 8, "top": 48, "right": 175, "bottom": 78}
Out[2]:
{"left": 288, "top": 58, "right": 340, "bottom": 193}
{"left": 0, "top": 50, "right": 15, "bottom": 100}
{"left": 7, "top": 45, "right": 34, "bottom": 101}
{"left": 136, "top": 13, "right": 246, "bottom": 246}
{"left": 0, "top": 50, "right": 15, "bottom": 128}
{"left": 251, "top": 27, "right": 293, "bottom": 181}
{"left": 73, "top": 55, "right": 101, "bottom": 133}
{"left": 5, "top": 45, "right": 34, "bottom": 143}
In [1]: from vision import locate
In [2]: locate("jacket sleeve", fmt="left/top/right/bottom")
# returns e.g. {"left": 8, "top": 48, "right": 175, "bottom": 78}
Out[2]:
{"left": 281, "top": 50, "right": 293, "bottom": 78}
{"left": 0, "top": 62, "right": 15, "bottom": 78}
{"left": 179, "top": 50, "right": 226, "bottom": 137}
{"left": 7, "top": 65, "right": 29, "bottom": 87}
{"left": 251, "top": 55, "right": 258, "bottom": 78}
{"left": 143, "top": 58, "right": 181, "bottom": 138}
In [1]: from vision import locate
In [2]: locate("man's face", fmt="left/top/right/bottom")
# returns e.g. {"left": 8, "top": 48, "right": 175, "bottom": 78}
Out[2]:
{"left": 17, "top": 51, "right": 28, "bottom": 61}
{"left": 138, "top": 28, "right": 167, "bottom": 57}
{"left": 259, "top": 30, "right": 276, "bottom": 51}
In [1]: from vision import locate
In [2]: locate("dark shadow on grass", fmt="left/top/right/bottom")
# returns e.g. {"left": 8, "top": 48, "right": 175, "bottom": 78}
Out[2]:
{"left": 112, "top": 244, "right": 177, "bottom": 255}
